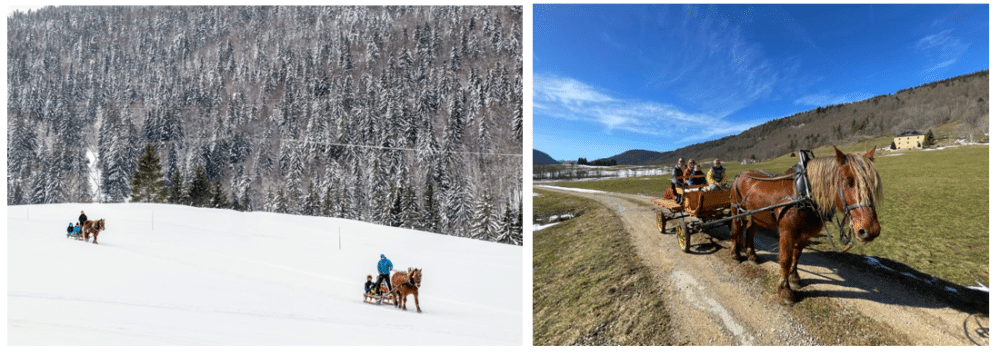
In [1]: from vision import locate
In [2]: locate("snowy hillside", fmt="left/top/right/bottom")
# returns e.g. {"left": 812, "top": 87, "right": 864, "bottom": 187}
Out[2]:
{"left": 7, "top": 203, "right": 522, "bottom": 345}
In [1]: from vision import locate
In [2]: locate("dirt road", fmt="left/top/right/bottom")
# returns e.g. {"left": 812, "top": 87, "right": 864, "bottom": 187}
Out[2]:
{"left": 536, "top": 186, "right": 989, "bottom": 346}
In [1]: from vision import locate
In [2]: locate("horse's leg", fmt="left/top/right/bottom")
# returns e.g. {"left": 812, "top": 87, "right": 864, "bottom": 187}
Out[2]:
{"left": 776, "top": 228, "right": 796, "bottom": 304}
{"left": 93, "top": 231, "right": 98, "bottom": 244}
{"left": 401, "top": 292, "right": 407, "bottom": 310}
{"left": 730, "top": 217, "right": 744, "bottom": 261}
{"left": 788, "top": 241, "right": 805, "bottom": 291}
{"left": 414, "top": 292, "right": 421, "bottom": 313}
{"left": 745, "top": 221, "right": 760, "bottom": 263}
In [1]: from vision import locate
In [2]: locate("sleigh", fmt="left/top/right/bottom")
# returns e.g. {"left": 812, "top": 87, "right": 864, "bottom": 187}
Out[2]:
{"left": 363, "top": 286, "right": 395, "bottom": 305}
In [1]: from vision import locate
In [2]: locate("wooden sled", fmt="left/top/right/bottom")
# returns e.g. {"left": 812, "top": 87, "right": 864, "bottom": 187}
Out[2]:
{"left": 363, "top": 291, "right": 395, "bottom": 305}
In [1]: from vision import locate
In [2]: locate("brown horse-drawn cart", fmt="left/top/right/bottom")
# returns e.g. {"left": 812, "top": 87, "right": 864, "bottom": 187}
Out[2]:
{"left": 652, "top": 181, "right": 731, "bottom": 253}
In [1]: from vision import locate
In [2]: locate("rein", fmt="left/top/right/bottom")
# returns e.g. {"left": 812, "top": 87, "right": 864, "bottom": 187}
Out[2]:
{"left": 733, "top": 172, "right": 872, "bottom": 253}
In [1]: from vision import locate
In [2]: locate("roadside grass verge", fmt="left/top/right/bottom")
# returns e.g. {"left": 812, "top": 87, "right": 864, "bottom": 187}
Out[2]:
{"left": 533, "top": 189, "right": 672, "bottom": 345}
{"left": 549, "top": 174, "right": 673, "bottom": 197}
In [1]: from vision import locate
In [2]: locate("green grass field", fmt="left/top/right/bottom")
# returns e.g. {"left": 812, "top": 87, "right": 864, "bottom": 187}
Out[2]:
{"left": 533, "top": 189, "right": 672, "bottom": 345}
{"left": 546, "top": 143, "right": 989, "bottom": 287}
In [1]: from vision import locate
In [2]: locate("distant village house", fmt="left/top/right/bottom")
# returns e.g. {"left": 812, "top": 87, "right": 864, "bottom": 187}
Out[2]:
{"left": 893, "top": 130, "right": 925, "bottom": 150}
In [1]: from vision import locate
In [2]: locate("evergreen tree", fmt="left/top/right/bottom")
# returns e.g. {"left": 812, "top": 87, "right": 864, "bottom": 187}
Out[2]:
{"left": 188, "top": 165, "right": 212, "bottom": 207}
{"left": 422, "top": 177, "right": 440, "bottom": 233}
{"left": 303, "top": 182, "right": 320, "bottom": 216}
{"left": 167, "top": 170, "right": 185, "bottom": 204}
{"left": 130, "top": 142, "right": 168, "bottom": 203}
{"left": 470, "top": 190, "right": 493, "bottom": 241}
{"left": 210, "top": 179, "right": 227, "bottom": 209}
{"left": 924, "top": 129, "right": 935, "bottom": 147}
{"left": 400, "top": 183, "right": 420, "bottom": 230}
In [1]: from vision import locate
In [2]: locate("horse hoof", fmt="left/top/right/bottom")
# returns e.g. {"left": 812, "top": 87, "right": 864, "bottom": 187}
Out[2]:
{"left": 789, "top": 282, "right": 802, "bottom": 291}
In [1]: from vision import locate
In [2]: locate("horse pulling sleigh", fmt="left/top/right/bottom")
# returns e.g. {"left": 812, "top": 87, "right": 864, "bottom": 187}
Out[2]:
{"left": 363, "top": 268, "right": 423, "bottom": 313}
{"left": 653, "top": 147, "right": 883, "bottom": 304}
{"left": 67, "top": 219, "right": 106, "bottom": 244}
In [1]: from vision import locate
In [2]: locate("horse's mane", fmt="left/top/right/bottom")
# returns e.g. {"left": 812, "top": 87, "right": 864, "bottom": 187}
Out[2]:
{"left": 807, "top": 154, "right": 883, "bottom": 216}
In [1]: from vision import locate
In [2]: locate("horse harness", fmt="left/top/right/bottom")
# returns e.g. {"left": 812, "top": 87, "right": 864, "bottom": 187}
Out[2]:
{"left": 731, "top": 150, "right": 872, "bottom": 250}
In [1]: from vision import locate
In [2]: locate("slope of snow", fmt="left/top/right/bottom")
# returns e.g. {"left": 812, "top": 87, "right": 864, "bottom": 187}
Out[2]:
{"left": 7, "top": 203, "right": 522, "bottom": 345}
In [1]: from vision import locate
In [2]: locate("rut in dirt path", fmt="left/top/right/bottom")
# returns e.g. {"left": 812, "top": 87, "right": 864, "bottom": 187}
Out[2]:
{"left": 536, "top": 185, "right": 988, "bottom": 346}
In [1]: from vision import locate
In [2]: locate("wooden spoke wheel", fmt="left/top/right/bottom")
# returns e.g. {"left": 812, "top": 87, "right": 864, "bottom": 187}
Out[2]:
{"left": 676, "top": 220, "right": 691, "bottom": 253}
{"left": 655, "top": 210, "right": 667, "bottom": 233}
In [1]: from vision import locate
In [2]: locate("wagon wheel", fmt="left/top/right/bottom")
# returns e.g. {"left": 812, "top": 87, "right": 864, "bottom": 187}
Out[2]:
{"left": 655, "top": 210, "right": 667, "bottom": 233}
{"left": 676, "top": 219, "right": 691, "bottom": 253}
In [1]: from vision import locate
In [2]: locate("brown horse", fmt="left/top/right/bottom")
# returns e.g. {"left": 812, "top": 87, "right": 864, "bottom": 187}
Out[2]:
{"left": 83, "top": 219, "right": 105, "bottom": 244}
{"left": 730, "top": 147, "right": 882, "bottom": 304}
{"left": 392, "top": 268, "right": 422, "bottom": 313}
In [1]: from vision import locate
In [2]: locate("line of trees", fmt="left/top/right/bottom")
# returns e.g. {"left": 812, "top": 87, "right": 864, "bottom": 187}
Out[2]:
{"left": 7, "top": 6, "right": 523, "bottom": 244}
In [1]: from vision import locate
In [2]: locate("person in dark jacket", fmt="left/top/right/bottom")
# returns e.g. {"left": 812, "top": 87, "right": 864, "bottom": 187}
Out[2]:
{"left": 689, "top": 164, "right": 708, "bottom": 186}
{"left": 67, "top": 223, "right": 75, "bottom": 237}
{"left": 373, "top": 254, "right": 394, "bottom": 296}
{"left": 78, "top": 211, "right": 88, "bottom": 226}
{"left": 365, "top": 275, "right": 376, "bottom": 295}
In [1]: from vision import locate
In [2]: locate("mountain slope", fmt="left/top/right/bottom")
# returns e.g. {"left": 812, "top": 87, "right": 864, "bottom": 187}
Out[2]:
{"left": 7, "top": 203, "right": 522, "bottom": 345}
{"left": 532, "top": 149, "right": 559, "bottom": 164}
{"left": 600, "top": 70, "right": 989, "bottom": 165}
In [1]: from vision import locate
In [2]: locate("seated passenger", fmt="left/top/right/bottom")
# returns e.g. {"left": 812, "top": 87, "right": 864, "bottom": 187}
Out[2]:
{"left": 705, "top": 159, "right": 727, "bottom": 191}
{"left": 688, "top": 164, "right": 708, "bottom": 186}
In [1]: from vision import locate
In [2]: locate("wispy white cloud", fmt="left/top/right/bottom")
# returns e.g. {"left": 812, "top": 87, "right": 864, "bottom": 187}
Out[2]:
{"left": 915, "top": 29, "right": 969, "bottom": 72}
{"left": 534, "top": 74, "right": 760, "bottom": 143}
{"left": 643, "top": 5, "right": 786, "bottom": 118}
{"left": 794, "top": 91, "right": 874, "bottom": 107}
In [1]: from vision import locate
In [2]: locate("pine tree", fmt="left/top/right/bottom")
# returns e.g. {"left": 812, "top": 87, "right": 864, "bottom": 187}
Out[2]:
{"left": 422, "top": 177, "right": 440, "bottom": 233}
{"left": 210, "top": 179, "right": 227, "bottom": 209}
{"left": 130, "top": 142, "right": 168, "bottom": 203}
{"left": 470, "top": 190, "right": 493, "bottom": 241}
{"left": 924, "top": 129, "right": 935, "bottom": 147}
{"left": 400, "top": 183, "right": 420, "bottom": 229}
{"left": 167, "top": 170, "right": 185, "bottom": 204}
{"left": 303, "top": 182, "right": 320, "bottom": 216}
{"left": 188, "top": 165, "right": 212, "bottom": 207}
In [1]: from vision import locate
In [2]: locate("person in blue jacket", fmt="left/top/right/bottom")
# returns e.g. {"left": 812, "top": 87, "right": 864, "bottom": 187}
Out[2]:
{"left": 372, "top": 254, "right": 393, "bottom": 296}
{"left": 73, "top": 223, "right": 82, "bottom": 237}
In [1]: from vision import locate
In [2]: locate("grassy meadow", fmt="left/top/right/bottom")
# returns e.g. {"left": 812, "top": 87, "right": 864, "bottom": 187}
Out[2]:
{"left": 545, "top": 142, "right": 989, "bottom": 287}
{"left": 533, "top": 189, "right": 672, "bottom": 345}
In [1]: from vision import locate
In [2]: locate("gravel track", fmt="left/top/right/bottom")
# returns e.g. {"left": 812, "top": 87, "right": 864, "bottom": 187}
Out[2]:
{"left": 536, "top": 185, "right": 988, "bottom": 346}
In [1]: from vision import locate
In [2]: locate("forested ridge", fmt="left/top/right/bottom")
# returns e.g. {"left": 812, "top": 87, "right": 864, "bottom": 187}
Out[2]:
{"left": 604, "top": 70, "right": 989, "bottom": 165}
{"left": 7, "top": 6, "right": 523, "bottom": 244}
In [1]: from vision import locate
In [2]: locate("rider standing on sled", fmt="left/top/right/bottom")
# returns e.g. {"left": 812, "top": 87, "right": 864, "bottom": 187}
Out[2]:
{"left": 373, "top": 254, "right": 394, "bottom": 296}
{"left": 78, "top": 211, "right": 88, "bottom": 226}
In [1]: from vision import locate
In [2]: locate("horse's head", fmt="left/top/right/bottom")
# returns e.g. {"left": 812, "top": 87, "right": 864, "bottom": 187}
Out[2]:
{"left": 833, "top": 146, "right": 882, "bottom": 244}
{"left": 408, "top": 268, "right": 422, "bottom": 288}
{"left": 97, "top": 219, "right": 106, "bottom": 231}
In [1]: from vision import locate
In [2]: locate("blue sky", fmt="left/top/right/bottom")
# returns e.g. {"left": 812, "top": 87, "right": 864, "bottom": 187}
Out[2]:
{"left": 533, "top": 4, "right": 989, "bottom": 161}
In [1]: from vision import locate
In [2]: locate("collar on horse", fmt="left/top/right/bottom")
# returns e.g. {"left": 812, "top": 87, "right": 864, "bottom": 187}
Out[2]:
{"left": 732, "top": 150, "right": 870, "bottom": 252}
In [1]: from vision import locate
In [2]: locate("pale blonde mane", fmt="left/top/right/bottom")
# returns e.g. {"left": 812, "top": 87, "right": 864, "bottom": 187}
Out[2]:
{"left": 806, "top": 154, "right": 883, "bottom": 216}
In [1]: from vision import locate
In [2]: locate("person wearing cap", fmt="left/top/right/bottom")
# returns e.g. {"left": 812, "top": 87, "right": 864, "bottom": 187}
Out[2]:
{"left": 705, "top": 159, "right": 727, "bottom": 191}
{"left": 78, "top": 211, "right": 88, "bottom": 226}
{"left": 67, "top": 223, "right": 75, "bottom": 237}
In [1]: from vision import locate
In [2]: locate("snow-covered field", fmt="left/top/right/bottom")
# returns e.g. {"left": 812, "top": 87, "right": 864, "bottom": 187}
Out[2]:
{"left": 7, "top": 203, "right": 522, "bottom": 345}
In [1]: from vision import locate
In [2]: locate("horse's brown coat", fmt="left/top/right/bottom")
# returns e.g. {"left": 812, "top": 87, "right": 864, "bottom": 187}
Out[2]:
{"left": 83, "top": 219, "right": 105, "bottom": 244}
{"left": 392, "top": 268, "right": 422, "bottom": 312}
{"left": 730, "top": 147, "right": 881, "bottom": 304}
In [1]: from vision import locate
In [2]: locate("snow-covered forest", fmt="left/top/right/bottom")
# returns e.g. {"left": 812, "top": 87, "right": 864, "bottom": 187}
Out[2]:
{"left": 7, "top": 6, "right": 524, "bottom": 244}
